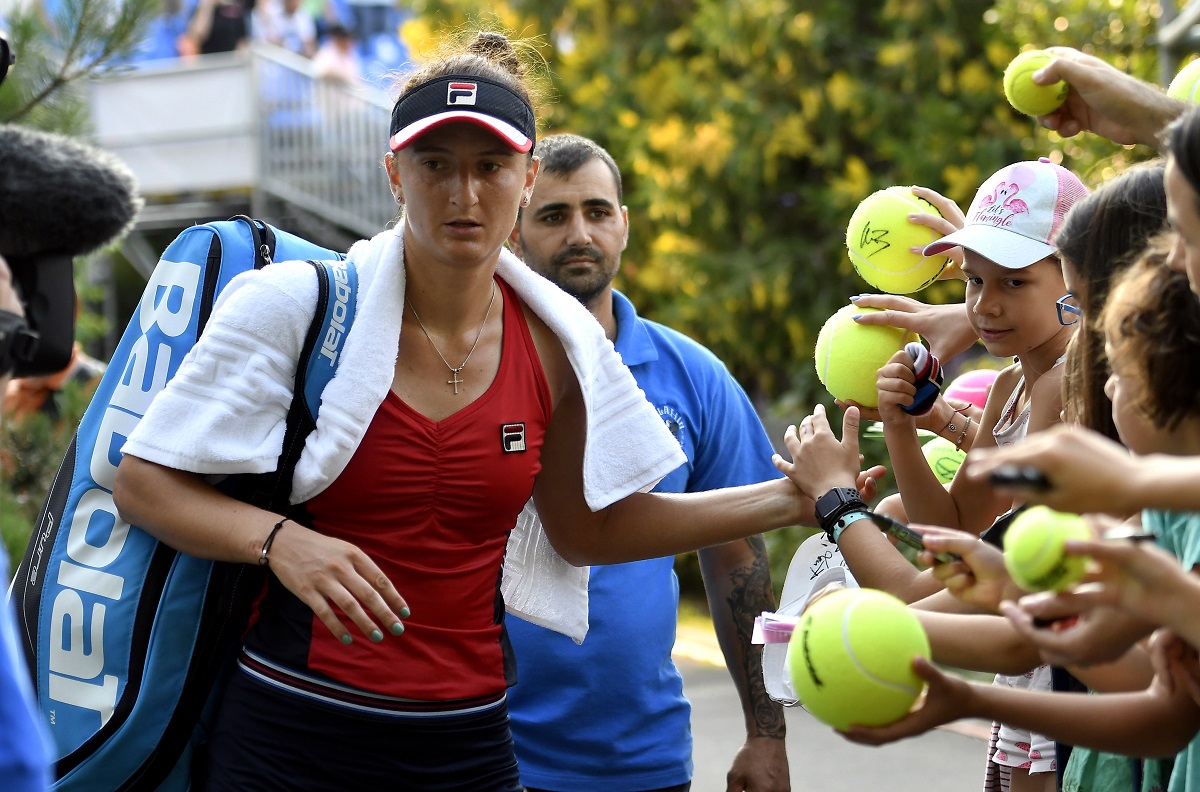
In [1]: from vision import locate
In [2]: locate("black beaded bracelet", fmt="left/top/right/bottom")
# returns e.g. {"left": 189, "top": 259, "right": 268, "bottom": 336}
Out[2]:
{"left": 258, "top": 518, "right": 289, "bottom": 567}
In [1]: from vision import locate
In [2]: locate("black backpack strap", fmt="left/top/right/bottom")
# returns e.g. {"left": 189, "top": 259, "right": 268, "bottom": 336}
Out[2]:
{"left": 243, "top": 260, "right": 332, "bottom": 512}
{"left": 228, "top": 215, "right": 278, "bottom": 270}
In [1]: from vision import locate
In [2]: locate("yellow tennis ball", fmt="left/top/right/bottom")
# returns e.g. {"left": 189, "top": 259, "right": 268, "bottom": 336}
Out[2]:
{"left": 787, "top": 588, "right": 931, "bottom": 731}
{"left": 1168, "top": 58, "right": 1200, "bottom": 102}
{"left": 1003, "top": 506, "right": 1092, "bottom": 592}
{"left": 1003, "top": 50, "right": 1069, "bottom": 117}
{"left": 846, "top": 186, "right": 948, "bottom": 294}
{"left": 814, "top": 304, "right": 918, "bottom": 408}
{"left": 921, "top": 436, "right": 966, "bottom": 485}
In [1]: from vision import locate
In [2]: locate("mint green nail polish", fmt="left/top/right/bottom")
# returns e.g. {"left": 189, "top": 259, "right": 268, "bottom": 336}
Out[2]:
{"left": 340, "top": 634, "right": 352, "bottom": 645}
{"left": 370, "top": 629, "right": 383, "bottom": 643}
{"left": 399, "top": 606, "right": 411, "bottom": 619}
{"left": 391, "top": 622, "right": 404, "bottom": 636}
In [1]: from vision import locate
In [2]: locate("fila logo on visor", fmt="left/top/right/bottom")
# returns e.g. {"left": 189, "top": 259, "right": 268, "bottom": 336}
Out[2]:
{"left": 447, "top": 82, "right": 478, "bottom": 106}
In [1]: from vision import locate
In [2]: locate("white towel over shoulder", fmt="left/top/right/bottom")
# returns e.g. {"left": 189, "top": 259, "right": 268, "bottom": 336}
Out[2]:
{"left": 124, "top": 226, "right": 685, "bottom": 643}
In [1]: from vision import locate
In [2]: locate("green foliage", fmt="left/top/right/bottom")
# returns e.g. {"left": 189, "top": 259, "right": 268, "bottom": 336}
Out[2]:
{"left": 0, "top": 0, "right": 158, "bottom": 131}
{"left": 1, "top": 380, "right": 94, "bottom": 567}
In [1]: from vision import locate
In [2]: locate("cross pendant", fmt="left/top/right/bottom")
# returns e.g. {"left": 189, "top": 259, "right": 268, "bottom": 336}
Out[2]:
{"left": 448, "top": 367, "right": 464, "bottom": 395}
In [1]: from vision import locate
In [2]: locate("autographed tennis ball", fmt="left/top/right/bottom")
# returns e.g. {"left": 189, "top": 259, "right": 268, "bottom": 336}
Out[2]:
{"left": 1003, "top": 506, "right": 1092, "bottom": 592}
{"left": 922, "top": 436, "right": 966, "bottom": 485}
{"left": 814, "top": 305, "right": 919, "bottom": 408}
{"left": 787, "top": 588, "right": 931, "bottom": 731}
{"left": 846, "top": 186, "right": 948, "bottom": 294}
{"left": 1168, "top": 58, "right": 1200, "bottom": 102}
{"left": 1003, "top": 50, "right": 1069, "bottom": 117}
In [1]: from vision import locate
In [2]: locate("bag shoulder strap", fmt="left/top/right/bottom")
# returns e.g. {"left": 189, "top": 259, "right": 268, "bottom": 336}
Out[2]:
{"left": 260, "top": 258, "right": 358, "bottom": 511}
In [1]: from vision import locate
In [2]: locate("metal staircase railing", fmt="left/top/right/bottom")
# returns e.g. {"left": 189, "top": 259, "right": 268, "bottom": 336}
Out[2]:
{"left": 253, "top": 45, "right": 397, "bottom": 239}
{"left": 90, "top": 42, "right": 398, "bottom": 244}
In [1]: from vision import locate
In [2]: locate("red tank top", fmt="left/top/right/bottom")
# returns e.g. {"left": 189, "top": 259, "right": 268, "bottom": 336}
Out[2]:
{"left": 243, "top": 276, "right": 552, "bottom": 705}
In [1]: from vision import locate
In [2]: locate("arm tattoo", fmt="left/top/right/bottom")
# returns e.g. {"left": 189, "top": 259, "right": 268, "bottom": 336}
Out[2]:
{"left": 723, "top": 535, "right": 786, "bottom": 739}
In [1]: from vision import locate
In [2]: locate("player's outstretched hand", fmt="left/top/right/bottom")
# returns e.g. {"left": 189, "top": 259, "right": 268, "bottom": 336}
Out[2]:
{"left": 1035, "top": 47, "right": 1184, "bottom": 149}
{"left": 840, "top": 657, "right": 975, "bottom": 745}
{"left": 850, "top": 295, "right": 976, "bottom": 363}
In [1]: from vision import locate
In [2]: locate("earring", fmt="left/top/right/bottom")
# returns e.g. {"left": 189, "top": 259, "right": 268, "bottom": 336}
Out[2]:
{"left": 395, "top": 194, "right": 404, "bottom": 206}
{"left": 520, "top": 196, "right": 530, "bottom": 207}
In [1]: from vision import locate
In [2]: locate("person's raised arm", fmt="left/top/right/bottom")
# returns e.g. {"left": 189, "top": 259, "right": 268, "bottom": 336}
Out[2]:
{"left": 824, "top": 515, "right": 946, "bottom": 604}
{"left": 881, "top": 356, "right": 1011, "bottom": 533}
{"left": 531, "top": 374, "right": 811, "bottom": 565}
{"left": 966, "top": 424, "right": 1200, "bottom": 515}
{"left": 180, "top": 0, "right": 218, "bottom": 57}
{"left": 841, "top": 650, "right": 1200, "bottom": 758}
{"left": 1034, "top": 46, "right": 1186, "bottom": 150}
{"left": 850, "top": 296, "right": 976, "bottom": 363}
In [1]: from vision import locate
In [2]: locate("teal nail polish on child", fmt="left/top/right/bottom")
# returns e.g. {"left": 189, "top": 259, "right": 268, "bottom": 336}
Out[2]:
{"left": 370, "top": 629, "right": 383, "bottom": 643}
{"left": 399, "top": 606, "right": 411, "bottom": 619}
{"left": 340, "top": 634, "right": 352, "bottom": 645}
{"left": 391, "top": 622, "right": 405, "bottom": 636}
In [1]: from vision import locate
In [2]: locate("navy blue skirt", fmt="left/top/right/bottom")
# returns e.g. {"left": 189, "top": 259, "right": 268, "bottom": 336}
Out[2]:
{"left": 201, "top": 668, "right": 522, "bottom": 791}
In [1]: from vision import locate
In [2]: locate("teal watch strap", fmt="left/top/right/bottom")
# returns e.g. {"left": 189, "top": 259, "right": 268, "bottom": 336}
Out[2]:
{"left": 832, "top": 510, "right": 872, "bottom": 543}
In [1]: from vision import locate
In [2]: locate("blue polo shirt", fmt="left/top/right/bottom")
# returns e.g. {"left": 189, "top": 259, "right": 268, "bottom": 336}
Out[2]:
{"left": 506, "top": 290, "right": 781, "bottom": 791}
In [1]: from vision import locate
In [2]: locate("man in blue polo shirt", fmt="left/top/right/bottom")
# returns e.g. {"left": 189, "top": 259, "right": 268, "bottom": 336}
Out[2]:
{"left": 507, "top": 134, "right": 790, "bottom": 792}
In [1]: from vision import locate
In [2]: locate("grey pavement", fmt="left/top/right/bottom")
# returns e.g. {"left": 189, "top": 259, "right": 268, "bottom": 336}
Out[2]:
{"left": 681, "top": 656, "right": 990, "bottom": 791}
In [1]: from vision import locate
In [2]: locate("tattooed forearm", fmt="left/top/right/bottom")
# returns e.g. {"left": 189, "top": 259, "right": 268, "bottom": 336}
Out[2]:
{"left": 701, "top": 535, "right": 786, "bottom": 739}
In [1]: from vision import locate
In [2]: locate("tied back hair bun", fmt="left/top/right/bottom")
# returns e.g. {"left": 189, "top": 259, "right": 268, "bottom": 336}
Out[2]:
{"left": 467, "top": 31, "right": 524, "bottom": 78}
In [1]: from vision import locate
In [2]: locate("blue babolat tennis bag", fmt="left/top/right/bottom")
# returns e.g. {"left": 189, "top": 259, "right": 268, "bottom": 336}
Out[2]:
{"left": 8, "top": 216, "right": 358, "bottom": 790}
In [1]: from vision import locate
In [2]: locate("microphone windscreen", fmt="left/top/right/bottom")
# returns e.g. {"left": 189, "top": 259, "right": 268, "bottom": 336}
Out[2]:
{"left": 0, "top": 124, "right": 143, "bottom": 261}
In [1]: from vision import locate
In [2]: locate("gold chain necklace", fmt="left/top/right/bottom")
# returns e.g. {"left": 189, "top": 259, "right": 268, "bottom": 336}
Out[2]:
{"left": 405, "top": 281, "right": 497, "bottom": 395}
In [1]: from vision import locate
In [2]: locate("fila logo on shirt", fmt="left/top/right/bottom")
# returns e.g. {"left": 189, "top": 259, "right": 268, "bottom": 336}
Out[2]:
{"left": 447, "top": 82, "right": 478, "bottom": 106}
{"left": 501, "top": 423, "right": 526, "bottom": 453}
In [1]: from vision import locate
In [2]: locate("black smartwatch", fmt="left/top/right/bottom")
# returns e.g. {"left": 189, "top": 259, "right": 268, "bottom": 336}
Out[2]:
{"left": 814, "top": 486, "right": 866, "bottom": 539}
